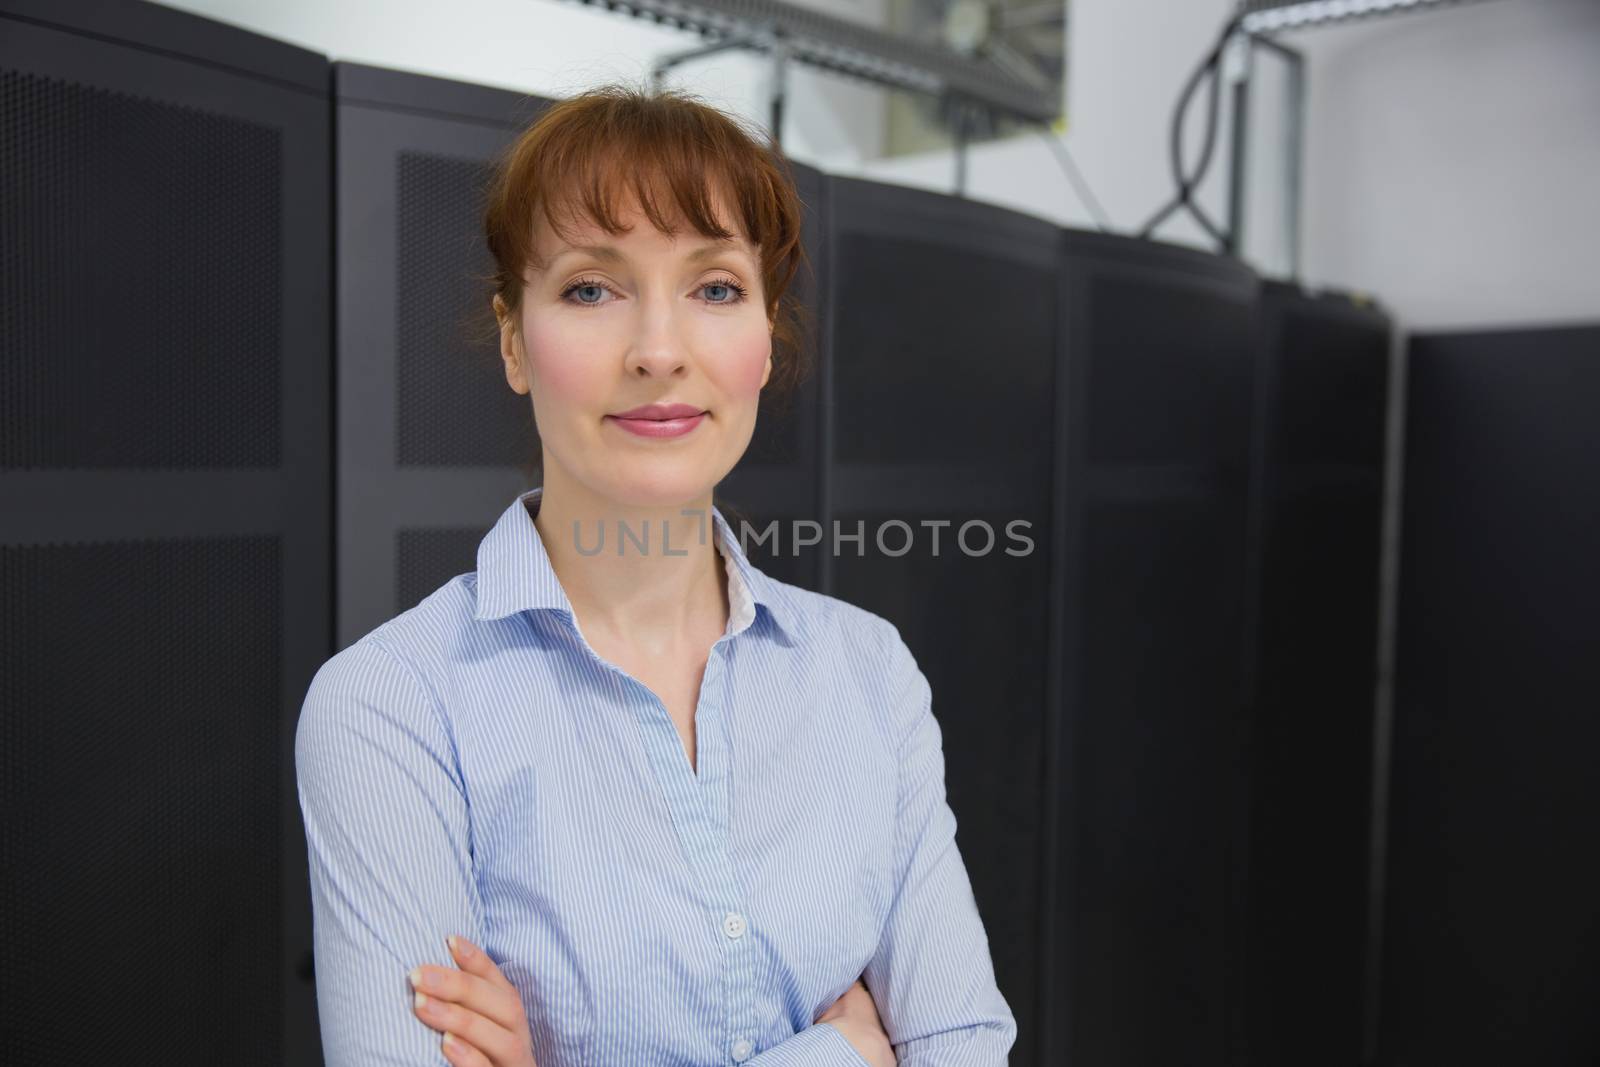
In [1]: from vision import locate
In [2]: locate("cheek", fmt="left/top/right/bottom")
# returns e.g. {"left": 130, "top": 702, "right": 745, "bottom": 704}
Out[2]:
{"left": 522, "top": 323, "right": 610, "bottom": 406}
{"left": 714, "top": 334, "right": 772, "bottom": 397}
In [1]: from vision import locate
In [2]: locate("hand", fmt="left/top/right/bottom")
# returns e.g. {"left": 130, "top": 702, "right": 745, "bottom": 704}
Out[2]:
{"left": 815, "top": 977, "right": 895, "bottom": 1067}
{"left": 409, "top": 935, "right": 538, "bottom": 1067}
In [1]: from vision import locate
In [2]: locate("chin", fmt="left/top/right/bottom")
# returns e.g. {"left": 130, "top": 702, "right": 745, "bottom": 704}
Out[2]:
{"left": 596, "top": 473, "right": 720, "bottom": 511}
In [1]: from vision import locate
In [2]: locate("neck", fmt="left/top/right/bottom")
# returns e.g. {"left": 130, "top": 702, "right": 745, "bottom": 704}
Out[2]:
{"left": 529, "top": 469, "right": 729, "bottom": 652}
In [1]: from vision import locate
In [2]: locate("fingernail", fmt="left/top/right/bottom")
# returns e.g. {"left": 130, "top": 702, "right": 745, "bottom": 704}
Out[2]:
{"left": 409, "top": 967, "right": 426, "bottom": 990}
{"left": 415, "top": 991, "right": 429, "bottom": 1011}
{"left": 448, "top": 935, "right": 472, "bottom": 958}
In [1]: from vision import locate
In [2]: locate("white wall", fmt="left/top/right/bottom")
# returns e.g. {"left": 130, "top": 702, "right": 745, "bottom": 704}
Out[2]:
{"left": 1292, "top": 0, "right": 1600, "bottom": 331}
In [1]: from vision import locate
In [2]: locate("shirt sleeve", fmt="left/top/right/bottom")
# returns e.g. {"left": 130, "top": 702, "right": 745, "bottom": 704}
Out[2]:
{"left": 743, "top": 1020, "right": 874, "bottom": 1066}
{"left": 294, "top": 636, "right": 489, "bottom": 1066}
{"left": 859, "top": 630, "right": 1018, "bottom": 1065}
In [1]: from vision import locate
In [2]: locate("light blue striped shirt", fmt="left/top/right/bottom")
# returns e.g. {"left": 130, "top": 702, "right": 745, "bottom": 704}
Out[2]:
{"left": 295, "top": 487, "right": 1017, "bottom": 1066}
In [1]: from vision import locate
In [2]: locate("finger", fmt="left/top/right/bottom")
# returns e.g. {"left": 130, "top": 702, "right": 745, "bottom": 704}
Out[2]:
{"left": 440, "top": 1031, "right": 492, "bottom": 1067}
{"left": 437, "top": 935, "right": 529, "bottom": 1035}
{"left": 411, "top": 963, "right": 524, "bottom": 1035}
{"left": 448, "top": 935, "right": 514, "bottom": 991}
{"left": 413, "top": 993, "right": 522, "bottom": 1065}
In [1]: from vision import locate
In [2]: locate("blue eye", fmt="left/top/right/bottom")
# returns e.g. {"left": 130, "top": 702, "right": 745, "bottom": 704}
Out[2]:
{"left": 558, "top": 275, "right": 751, "bottom": 308}
{"left": 702, "top": 277, "right": 751, "bottom": 304}
{"left": 560, "top": 277, "right": 611, "bottom": 306}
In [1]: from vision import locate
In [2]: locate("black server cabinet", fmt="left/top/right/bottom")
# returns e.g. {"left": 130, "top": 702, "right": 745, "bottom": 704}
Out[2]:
{"left": 715, "top": 157, "right": 826, "bottom": 594}
{"left": 0, "top": 1, "right": 330, "bottom": 1063}
{"left": 1244, "top": 283, "right": 1392, "bottom": 1067}
{"left": 1047, "top": 231, "right": 1260, "bottom": 1067}
{"left": 334, "top": 63, "right": 552, "bottom": 648}
{"left": 822, "top": 175, "right": 1060, "bottom": 1067}
{"left": 1380, "top": 323, "right": 1600, "bottom": 1066}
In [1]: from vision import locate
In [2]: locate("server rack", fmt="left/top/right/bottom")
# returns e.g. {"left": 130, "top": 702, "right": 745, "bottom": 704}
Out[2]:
{"left": 0, "top": 1, "right": 330, "bottom": 1061}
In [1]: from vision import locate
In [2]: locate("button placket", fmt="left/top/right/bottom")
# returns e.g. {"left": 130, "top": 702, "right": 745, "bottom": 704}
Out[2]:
{"left": 702, "top": 634, "right": 757, "bottom": 1064}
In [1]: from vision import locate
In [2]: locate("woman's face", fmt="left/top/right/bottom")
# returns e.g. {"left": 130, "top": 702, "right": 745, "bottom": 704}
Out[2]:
{"left": 495, "top": 196, "right": 773, "bottom": 510}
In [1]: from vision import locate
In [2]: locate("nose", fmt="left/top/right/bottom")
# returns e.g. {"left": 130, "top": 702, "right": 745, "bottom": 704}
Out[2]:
{"left": 623, "top": 295, "right": 690, "bottom": 378}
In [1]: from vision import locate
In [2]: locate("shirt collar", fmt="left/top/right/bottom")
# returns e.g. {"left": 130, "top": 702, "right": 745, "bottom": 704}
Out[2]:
{"left": 471, "top": 486, "right": 793, "bottom": 639}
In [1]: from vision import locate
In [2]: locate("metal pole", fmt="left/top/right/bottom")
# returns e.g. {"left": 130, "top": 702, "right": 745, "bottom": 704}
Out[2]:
{"left": 768, "top": 36, "right": 789, "bottom": 148}
{"left": 1227, "top": 33, "right": 1256, "bottom": 258}
{"left": 1283, "top": 42, "right": 1305, "bottom": 284}
{"left": 1228, "top": 33, "right": 1305, "bottom": 280}
{"left": 953, "top": 99, "right": 970, "bottom": 198}
{"left": 1362, "top": 320, "right": 1408, "bottom": 1067}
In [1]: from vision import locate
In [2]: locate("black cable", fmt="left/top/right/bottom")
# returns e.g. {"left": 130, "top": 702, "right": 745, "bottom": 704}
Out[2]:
{"left": 1158, "top": 15, "right": 1238, "bottom": 237}
{"left": 1174, "top": 44, "right": 1229, "bottom": 244}
{"left": 1137, "top": 12, "right": 1247, "bottom": 247}
{"left": 1033, "top": 124, "right": 1114, "bottom": 232}
{"left": 1140, "top": 20, "right": 1230, "bottom": 240}
{"left": 1168, "top": 15, "right": 1243, "bottom": 240}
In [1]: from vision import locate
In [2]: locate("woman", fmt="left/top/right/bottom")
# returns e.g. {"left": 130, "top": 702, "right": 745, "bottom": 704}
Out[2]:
{"left": 295, "top": 82, "right": 1016, "bottom": 1066}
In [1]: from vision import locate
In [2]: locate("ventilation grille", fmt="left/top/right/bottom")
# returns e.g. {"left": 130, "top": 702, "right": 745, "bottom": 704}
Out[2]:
{"left": 395, "top": 151, "right": 535, "bottom": 468}
{"left": 397, "top": 525, "right": 481, "bottom": 612}
{"left": 0, "top": 536, "right": 283, "bottom": 1063}
{"left": 0, "top": 69, "right": 282, "bottom": 470}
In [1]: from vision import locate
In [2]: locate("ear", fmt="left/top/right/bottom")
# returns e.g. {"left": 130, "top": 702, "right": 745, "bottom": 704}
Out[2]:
{"left": 494, "top": 296, "right": 530, "bottom": 396}
{"left": 760, "top": 350, "right": 773, "bottom": 390}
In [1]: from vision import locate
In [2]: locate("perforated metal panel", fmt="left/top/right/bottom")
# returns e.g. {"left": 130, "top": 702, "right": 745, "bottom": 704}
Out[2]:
{"left": 1051, "top": 231, "right": 1259, "bottom": 1067}
{"left": 1074, "top": 491, "right": 1241, "bottom": 1053}
{"left": 396, "top": 525, "right": 481, "bottom": 614}
{"left": 1276, "top": 303, "right": 1389, "bottom": 466}
{"left": 0, "top": 68, "right": 282, "bottom": 470}
{"left": 395, "top": 150, "right": 532, "bottom": 469}
{"left": 1382, "top": 323, "right": 1600, "bottom": 1064}
{"left": 831, "top": 231, "right": 1055, "bottom": 466}
{"left": 1086, "top": 278, "right": 1254, "bottom": 464}
{"left": 1245, "top": 283, "right": 1390, "bottom": 1067}
{"left": 2, "top": 538, "right": 283, "bottom": 1063}
{"left": 0, "top": 2, "right": 330, "bottom": 1062}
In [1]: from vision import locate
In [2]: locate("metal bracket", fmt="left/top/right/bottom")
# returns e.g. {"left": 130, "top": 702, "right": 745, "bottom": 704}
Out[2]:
{"left": 1226, "top": 30, "right": 1305, "bottom": 281}
{"left": 652, "top": 22, "right": 791, "bottom": 146}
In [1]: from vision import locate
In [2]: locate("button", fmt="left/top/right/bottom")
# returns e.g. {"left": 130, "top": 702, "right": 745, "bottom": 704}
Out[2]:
{"left": 722, "top": 911, "right": 747, "bottom": 939}
{"left": 731, "top": 1037, "right": 754, "bottom": 1061}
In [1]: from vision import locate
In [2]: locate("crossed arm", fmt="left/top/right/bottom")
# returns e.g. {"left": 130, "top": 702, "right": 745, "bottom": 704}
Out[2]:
{"left": 295, "top": 632, "right": 1015, "bottom": 1065}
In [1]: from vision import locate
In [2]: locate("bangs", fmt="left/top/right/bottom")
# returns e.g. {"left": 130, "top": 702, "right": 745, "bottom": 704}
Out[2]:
{"left": 487, "top": 84, "right": 793, "bottom": 282}
{"left": 529, "top": 144, "right": 751, "bottom": 272}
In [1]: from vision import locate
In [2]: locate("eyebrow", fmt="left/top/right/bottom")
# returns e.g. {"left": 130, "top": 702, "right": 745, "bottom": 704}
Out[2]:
{"left": 550, "top": 241, "right": 753, "bottom": 266}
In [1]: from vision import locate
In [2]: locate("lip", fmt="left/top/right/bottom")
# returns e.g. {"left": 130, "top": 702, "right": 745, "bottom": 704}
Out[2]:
{"left": 611, "top": 402, "right": 706, "bottom": 420}
{"left": 605, "top": 402, "right": 708, "bottom": 439}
